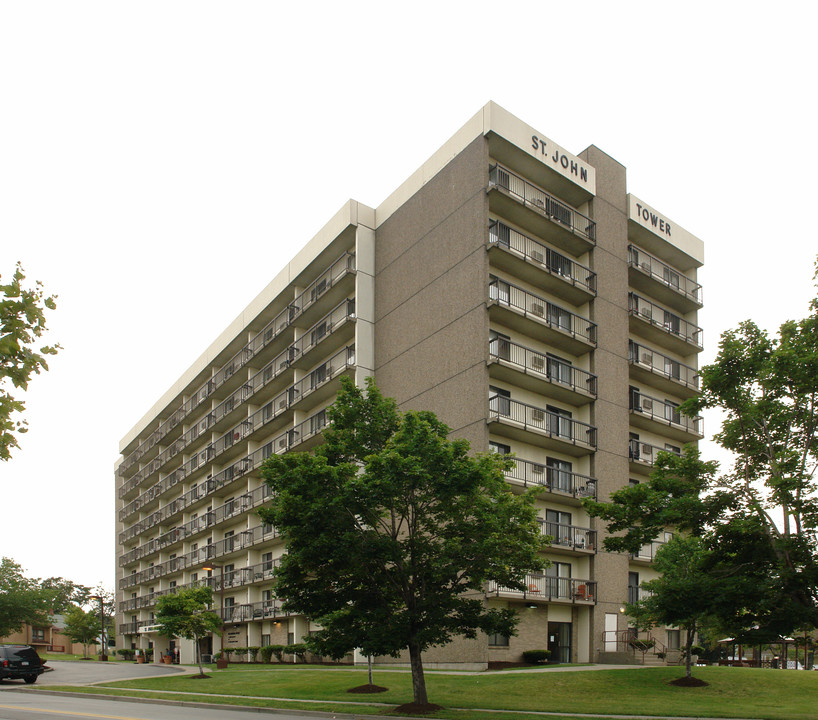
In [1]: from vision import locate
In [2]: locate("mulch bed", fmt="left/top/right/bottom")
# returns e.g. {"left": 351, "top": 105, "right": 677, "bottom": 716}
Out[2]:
{"left": 669, "top": 676, "right": 709, "bottom": 687}
{"left": 189, "top": 674, "right": 212, "bottom": 679}
{"left": 393, "top": 702, "right": 444, "bottom": 714}
{"left": 347, "top": 684, "right": 388, "bottom": 693}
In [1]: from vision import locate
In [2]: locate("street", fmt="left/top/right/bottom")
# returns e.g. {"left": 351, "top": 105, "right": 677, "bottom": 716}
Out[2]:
{"left": 0, "top": 690, "right": 347, "bottom": 720}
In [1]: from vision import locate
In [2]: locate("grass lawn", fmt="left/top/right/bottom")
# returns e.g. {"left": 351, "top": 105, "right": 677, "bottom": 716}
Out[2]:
{"left": 42, "top": 665, "right": 818, "bottom": 719}
{"left": 40, "top": 652, "right": 130, "bottom": 663}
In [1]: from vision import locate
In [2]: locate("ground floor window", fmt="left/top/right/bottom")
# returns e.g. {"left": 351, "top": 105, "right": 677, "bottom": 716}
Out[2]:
{"left": 667, "top": 629, "right": 680, "bottom": 650}
{"left": 488, "top": 632, "right": 510, "bottom": 647}
{"left": 261, "top": 634, "right": 270, "bottom": 647}
{"left": 548, "top": 622, "right": 571, "bottom": 663}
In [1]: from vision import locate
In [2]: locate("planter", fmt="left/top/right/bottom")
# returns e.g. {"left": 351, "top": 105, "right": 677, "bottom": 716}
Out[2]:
{"left": 216, "top": 658, "right": 229, "bottom": 669}
{"left": 163, "top": 656, "right": 173, "bottom": 664}
{"left": 136, "top": 656, "right": 145, "bottom": 664}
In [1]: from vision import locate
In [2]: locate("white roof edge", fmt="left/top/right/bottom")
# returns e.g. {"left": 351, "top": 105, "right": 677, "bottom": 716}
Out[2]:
{"left": 118, "top": 199, "right": 375, "bottom": 454}
{"left": 628, "top": 193, "right": 705, "bottom": 267}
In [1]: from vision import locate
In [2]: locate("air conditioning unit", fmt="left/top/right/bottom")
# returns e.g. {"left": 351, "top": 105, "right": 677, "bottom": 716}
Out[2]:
{"left": 531, "top": 355, "right": 545, "bottom": 370}
{"left": 641, "top": 261, "right": 651, "bottom": 272}
{"left": 641, "top": 443, "right": 651, "bottom": 455}
{"left": 641, "top": 399, "right": 653, "bottom": 412}
{"left": 639, "top": 307, "right": 651, "bottom": 318}
{"left": 640, "top": 353, "right": 652, "bottom": 365}
{"left": 530, "top": 197, "right": 545, "bottom": 209}
{"left": 530, "top": 250, "right": 544, "bottom": 264}
{"left": 278, "top": 398, "right": 287, "bottom": 410}
{"left": 278, "top": 437, "right": 288, "bottom": 449}
{"left": 531, "top": 303, "right": 545, "bottom": 317}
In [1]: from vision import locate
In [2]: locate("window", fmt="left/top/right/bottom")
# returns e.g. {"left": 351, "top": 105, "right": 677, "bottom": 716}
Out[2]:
{"left": 489, "top": 441, "right": 511, "bottom": 455}
{"left": 546, "top": 458, "right": 572, "bottom": 493}
{"left": 224, "top": 564, "right": 235, "bottom": 585}
{"left": 489, "top": 276, "right": 510, "bottom": 305}
{"left": 546, "top": 248, "right": 572, "bottom": 277}
{"left": 547, "top": 303, "right": 571, "bottom": 332}
{"left": 310, "top": 321, "right": 328, "bottom": 346}
{"left": 665, "top": 443, "right": 681, "bottom": 455}
{"left": 546, "top": 562, "right": 571, "bottom": 598}
{"left": 545, "top": 509, "right": 572, "bottom": 545}
{"left": 663, "top": 310, "right": 681, "bottom": 335}
{"left": 169, "top": 581, "right": 176, "bottom": 589}
{"left": 489, "top": 386, "right": 511, "bottom": 416}
{"left": 628, "top": 572, "right": 640, "bottom": 604}
{"left": 262, "top": 552, "right": 273, "bottom": 572}
{"left": 262, "top": 589, "right": 272, "bottom": 603}
{"left": 310, "top": 363, "right": 328, "bottom": 389}
{"left": 546, "top": 353, "right": 572, "bottom": 386}
{"left": 667, "top": 629, "right": 681, "bottom": 650}
{"left": 664, "top": 400, "right": 681, "bottom": 425}
{"left": 489, "top": 331, "right": 511, "bottom": 360}
{"left": 310, "top": 410, "right": 327, "bottom": 435}
{"left": 261, "top": 634, "right": 271, "bottom": 647}
{"left": 31, "top": 628, "right": 45, "bottom": 643}
{"left": 287, "top": 632, "right": 294, "bottom": 645}
{"left": 546, "top": 405, "right": 572, "bottom": 439}
{"left": 663, "top": 266, "right": 681, "bottom": 290}
{"left": 664, "top": 356, "right": 681, "bottom": 381}
{"left": 629, "top": 432, "right": 640, "bottom": 460}
{"left": 491, "top": 221, "right": 511, "bottom": 248}
{"left": 488, "top": 632, "right": 510, "bottom": 646}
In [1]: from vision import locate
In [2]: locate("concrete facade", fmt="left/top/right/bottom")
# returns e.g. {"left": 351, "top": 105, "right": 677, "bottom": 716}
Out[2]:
{"left": 114, "top": 102, "right": 703, "bottom": 668}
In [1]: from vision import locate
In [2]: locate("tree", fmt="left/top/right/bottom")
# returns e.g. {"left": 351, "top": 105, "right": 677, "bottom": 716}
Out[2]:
{"left": 1, "top": 263, "right": 60, "bottom": 461}
{"left": 260, "top": 377, "right": 545, "bottom": 710}
{"left": 0, "top": 557, "right": 51, "bottom": 636}
{"left": 63, "top": 605, "right": 101, "bottom": 659}
{"left": 680, "top": 265, "right": 818, "bottom": 635}
{"left": 154, "top": 587, "right": 222, "bottom": 677}
{"left": 628, "top": 536, "right": 721, "bottom": 680}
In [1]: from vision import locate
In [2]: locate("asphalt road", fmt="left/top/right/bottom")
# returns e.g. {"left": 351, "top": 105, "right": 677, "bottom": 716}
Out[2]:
{"left": 0, "top": 690, "right": 342, "bottom": 720}
{"left": 0, "top": 660, "right": 186, "bottom": 687}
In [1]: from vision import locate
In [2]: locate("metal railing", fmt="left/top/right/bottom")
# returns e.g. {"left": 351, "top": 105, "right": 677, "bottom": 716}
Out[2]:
{"left": 489, "top": 396, "right": 597, "bottom": 450}
{"left": 118, "top": 344, "right": 354, "bottom": 523}
{"left": 489, "top": 164, "right": 596, "bottom": 244}
{"left": 629, "top": 390, "right": 703, "bottom": 436}
{"left": 217, "top": 600, "right": 291, "bottom": 624}
{"left": 489, "top": 338, "right": 597, "bottom": 396}
{"left": 502, "top": 458, "right": 597, "bottom": 498}
{"left": 627, "top": 586, "right": 655, "bottom": 604}
{"left": 628, "top": 440, "right": 682, "bottom": 466}
{"left": 628, "top": 294, "right": 703, "bottom": 349}
{"left": 630, "top": 541, "right": 666, "bottom": 563}
{"left": 488, "top": 221, "right": 596, "bottom": 293}
{"left": 116, "top": 251, "right": 356, "bottom": 482}
{"left": 628, "top": 341, "right": 699, "bottom": 391}
{"left": 628, "top": 245, "right": 702, "bottom": 305}
{"left": 487, "top": 574, "right": 597, "bottom": 603}
{"left": 489, "top": 280, "right": 597, "bottom": 346}
{"left": 541, "top": 522, "right": 596, "bottom": 552}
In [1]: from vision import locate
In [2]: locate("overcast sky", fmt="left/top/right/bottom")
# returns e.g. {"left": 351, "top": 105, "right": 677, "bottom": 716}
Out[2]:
{"left": 1, "top": 1, "right": 815, "bottom": 591}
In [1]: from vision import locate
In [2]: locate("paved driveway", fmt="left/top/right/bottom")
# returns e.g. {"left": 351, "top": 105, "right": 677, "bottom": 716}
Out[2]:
{"left": 0, "top": 660, "right": 187, "bottom": 687}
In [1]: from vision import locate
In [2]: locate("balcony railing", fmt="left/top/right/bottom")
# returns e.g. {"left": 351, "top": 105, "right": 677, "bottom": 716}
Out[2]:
{"left": 628, "top": 294, "right": 703, "bottom": 350}
{"left": 489, "top": 280, "right": 597, "bottom": 346}
{"left": 118, "top": 344, "right": 354, "bottom": 522}
{"left": 489, "top": 397, "right": 597, "bottom": 450}
{"left": 628, "top": 245, "right": 702, "bottom": 306}
{"left": 116, "top": 251, "right": 356, "bottom": 482}
{"left": 541, "top": 522, "right": 596, "bottom": 552}
{"left": 489, "top": 164, "right": 596, "bottom": 244}
{"left": 119, "top": 621, "right": 147, "bottom": 635}
{"left": 628, "top": 341, "right": 699, "bottom": 391}
{"left": 631, "top": 540, "right": 666, "bottom": 563}
{"left": 502, "top": 458, "right": 597, "bottom": 499}
{"left": 628, "top": 440, "right": 681, "bottom": 466}
{"left": 489, "top": 338, "right": 597, "bottom": 397}
{"left": 627, "top": 586, "right": 654, "bottom": 604}
{"left": 119, "top": 558, "right": 282, "bottom": 613}
{"left": 489, "top": 221, "right": 596, "bottom": 294}
{"left": 629, "top": 391, "right": 703, "bottom": 437}
{"left": 487, "top": 574, "right": 596, "bottom": 603}
{"left": 217, "top": 600, "right": 290, "bottom": 624}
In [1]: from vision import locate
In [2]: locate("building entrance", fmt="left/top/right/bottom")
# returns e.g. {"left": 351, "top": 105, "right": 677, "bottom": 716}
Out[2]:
{"left": 548, "top": 622, "right": 571, "bottom": 663}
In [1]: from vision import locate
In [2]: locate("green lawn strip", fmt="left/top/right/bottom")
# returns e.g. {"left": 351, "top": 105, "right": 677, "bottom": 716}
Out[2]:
{"left": 89, "top": 665, "right": 818, "bottom": 720}
{"left": 36, "top": 686, "right": 601, "bottom": 720}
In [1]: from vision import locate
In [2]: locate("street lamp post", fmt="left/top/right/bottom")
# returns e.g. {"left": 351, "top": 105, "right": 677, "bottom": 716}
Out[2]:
{"left": 89, "top": 595, "right": 107, "bottom": 662}
{"left": 202, "top": 563, "right": 226, "bottom": 667}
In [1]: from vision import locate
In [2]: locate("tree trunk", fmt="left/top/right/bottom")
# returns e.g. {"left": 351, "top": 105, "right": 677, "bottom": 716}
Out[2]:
{"left": 685, "top": 625, "right": 695, "bottom": 679}
{"left": 408, "top": 641, "right": 428, "bottom": 706}
{"left": 367, "top": 655, "right": 373, "bottom": 686}
{"left": 194, "top": 633, "right": 204, "bottom": 676}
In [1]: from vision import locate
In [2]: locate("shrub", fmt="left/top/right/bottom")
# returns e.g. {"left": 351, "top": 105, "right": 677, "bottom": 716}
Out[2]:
{"left": 117, "top": 649, "right": 135, "bottom": 661}
{"left": 247, "top": 646, "right": 260, "bottom": 663}
{"left": 522, "top": 649, "right": 550, "bottom": 664}
{"left": 212, "top": 651, "right": 222, "bottom": 661}
{"left": 230, "top": 647, "right": 247, "bottom": 662}
{"left": 690, "top": 645, "right": 706, "bottom": 656}
{"left": 286, "top": 643, "right": 308, "bottom": 662}
{"left": 270, "top": 644, "right": 285, "bottom": 662}
{"left": 260, "top": 645, "right": 275, "bottom": 663}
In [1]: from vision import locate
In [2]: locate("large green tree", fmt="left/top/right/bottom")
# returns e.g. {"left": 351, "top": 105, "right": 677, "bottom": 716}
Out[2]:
{"left": 0, "top": 557, "right": 50, "bottom": 636}
{"left": 155, "top": 587, "right": 222, "bottom": 676}
{"left": 260, "top": 377, "right": 545, "bottom": 709}
{"left": 1, "top": 263, "right": 60, "bottom": 461}
{"left": 63, "top": 605, "right": 101, "bottom": 659}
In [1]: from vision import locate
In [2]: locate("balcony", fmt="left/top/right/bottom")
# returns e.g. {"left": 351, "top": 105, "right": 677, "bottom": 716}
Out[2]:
{"left": 502, "top": 458, "right": 596, "bottom": 503}
{"left": 631, "top": 540, "right": 666, "bottom": 564}
{"left": 217, "top": 600, "right": 291, "bottom": 624}
{"left": 489, "top": 338, "right": 596, "bottom": 405}
{"left": 116, "top": 250, "right": 356, "bottom": 485}
{"left": 119, "top": 621, "right": 146, "bottom": 635}
{"left": 628, "top": 245, "right": 702, "bottom": 313}
{"left": 488, "top": 397, "right": 596, "bottom": 456}
{"left": 629, "top": 390, "right": 703, "bottom": 443}
{"left": 628, "top": 341, "right": 699, "bottom": 398}
{"left": 628, "top": 586, "right": 654, "bottom": 604}
{"left": 488, "top": 221, "right": 596, "bottom": 304}
{"left": 487, "top": 574, "right": 596, "bottom": 604}
{"left": 489, "top": 280, "right": 596, "bottom": 355}
{"left": 629, "top": 294, "right": 702, "bottom": 354}
{"left": 488, "top": 164, "right": 596, "bottom": 255}
{"left": 628, "top": 440, "right": 681, "bottom": 475}
{"left": 542, "top": 522, "right": 596, "bottom": 554}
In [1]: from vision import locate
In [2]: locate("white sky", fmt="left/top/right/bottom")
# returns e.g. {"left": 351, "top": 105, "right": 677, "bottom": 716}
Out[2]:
{"left": 1, "top": 1, "right": 816, "bottom": 591}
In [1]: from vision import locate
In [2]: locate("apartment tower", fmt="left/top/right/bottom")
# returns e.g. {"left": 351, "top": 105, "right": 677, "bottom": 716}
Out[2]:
{"left": 115, "top": 102, "right": 704, "bottom": 668}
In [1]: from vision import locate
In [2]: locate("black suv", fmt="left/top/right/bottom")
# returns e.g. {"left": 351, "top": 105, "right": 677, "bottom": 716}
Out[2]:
{"left": 0, "top": 645, "right": 45, "bottom": 684}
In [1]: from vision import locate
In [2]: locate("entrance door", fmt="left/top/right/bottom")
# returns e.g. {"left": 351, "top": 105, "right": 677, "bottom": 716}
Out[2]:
{"left": 604, "top": 613, "right": 618, "bottom": 652}
{"left": 548, "top": 622, "right": 571, "bottom": 663}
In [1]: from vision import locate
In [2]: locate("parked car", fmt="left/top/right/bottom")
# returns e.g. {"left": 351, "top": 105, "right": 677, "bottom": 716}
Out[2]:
{"left": 0, "top": 645, "right": 45, "bottom": 684}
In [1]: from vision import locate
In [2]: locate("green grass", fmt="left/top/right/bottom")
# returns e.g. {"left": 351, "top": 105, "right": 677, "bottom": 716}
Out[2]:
{"left": 42, "top": 665, "right": 813, "bottom": 719}
{"left": 40, "top": 652, "right": 130, "bottom": 663}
